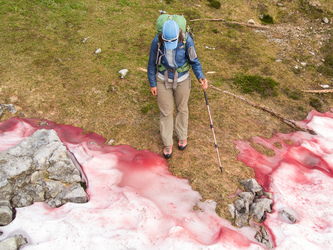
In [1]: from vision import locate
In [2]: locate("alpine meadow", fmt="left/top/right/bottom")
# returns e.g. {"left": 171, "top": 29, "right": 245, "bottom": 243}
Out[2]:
{"left": 0, "top": 0, "right": 332, "bottom": 220}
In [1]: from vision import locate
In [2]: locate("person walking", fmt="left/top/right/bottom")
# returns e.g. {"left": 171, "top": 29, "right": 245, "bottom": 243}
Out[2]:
{"left": 147, "top": 19, "right": 208, "bottom": 159}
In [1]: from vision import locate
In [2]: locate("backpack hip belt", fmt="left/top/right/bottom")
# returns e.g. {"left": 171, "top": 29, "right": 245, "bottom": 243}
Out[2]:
{"left": 158, "top": 60, "right": 190, "bottom": 74}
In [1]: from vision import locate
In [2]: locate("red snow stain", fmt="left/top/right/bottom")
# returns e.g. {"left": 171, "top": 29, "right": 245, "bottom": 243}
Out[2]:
{"left": 1, "top": 109, "right": 333, "bottom": 249}
{"left": 235, "top": 111, "right": 333, "bottom": 189}
{"left": 0, "top": 116, "right": 260, "bottom": 248}
{"left": 235, "top": 110, "right": 333, "bottom": 248}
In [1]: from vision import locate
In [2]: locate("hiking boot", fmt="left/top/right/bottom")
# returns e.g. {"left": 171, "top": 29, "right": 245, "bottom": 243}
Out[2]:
{"left": 178, "top": 139, "right": 187, "bottom": 150}
{"left": 163, "top": 145, "right": 172, "bottom": 159}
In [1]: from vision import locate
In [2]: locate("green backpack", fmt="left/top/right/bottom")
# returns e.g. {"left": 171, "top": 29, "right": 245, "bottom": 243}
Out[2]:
{"left": 156, "top": 14, "right": 187, "bottom": 34}
{"left": 155, "top": 14, "right": 190, "bottom": 73}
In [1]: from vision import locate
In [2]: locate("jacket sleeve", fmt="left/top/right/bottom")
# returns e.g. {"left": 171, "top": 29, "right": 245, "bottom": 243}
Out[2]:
{"left": 186, "top": 35, "right": 205, "bottom": 81}
{"left": 147, "top": 36, "right": 159, "bottom": 88}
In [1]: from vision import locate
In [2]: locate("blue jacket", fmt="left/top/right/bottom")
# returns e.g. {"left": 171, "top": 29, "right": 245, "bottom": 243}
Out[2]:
{"left": 147, "top": 34, "right": 205, "bottom": 88}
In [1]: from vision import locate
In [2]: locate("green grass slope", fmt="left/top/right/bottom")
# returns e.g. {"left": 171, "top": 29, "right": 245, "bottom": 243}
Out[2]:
{"left": 0, "top": 0, "right": 332, "bottom": 221}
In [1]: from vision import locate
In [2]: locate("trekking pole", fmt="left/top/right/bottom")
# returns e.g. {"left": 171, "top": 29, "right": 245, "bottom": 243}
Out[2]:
{"left": 203, "top": 90, "right": 223, "bottom": 173}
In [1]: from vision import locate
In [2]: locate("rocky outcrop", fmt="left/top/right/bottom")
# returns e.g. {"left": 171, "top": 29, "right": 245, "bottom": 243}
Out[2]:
{"left": 0, "top": 129, "right": 88, "bottom": 226}
{"left": 228, "top": 178, "right": 274, "bottom": 248}
{"left": 229, "top": 179, "right": 274, "bottom": 227}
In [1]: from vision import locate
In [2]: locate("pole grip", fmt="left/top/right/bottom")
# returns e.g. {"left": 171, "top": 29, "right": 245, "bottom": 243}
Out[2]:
{"left": 204, "top": 91, "right": 209, "bottom": 106}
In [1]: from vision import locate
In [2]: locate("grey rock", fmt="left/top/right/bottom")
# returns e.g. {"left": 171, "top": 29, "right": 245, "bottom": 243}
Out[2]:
{"left": 228, "top": 204, "right": 235, "bottom": 219}
{"left": 231, "top": 179, "right": 274, "bottom": 228}
{"left": 279, "top": 208, "right": 298, "bottom": 223}
{"left": 30, "top": 171, "right": 44, "bottom": 184}
{"left": 45, "top": 180, "right": 64, "bottom": 199}
{"left": 0, "top": 155, "right": 33, "bottom": 179}
{"left": 62, "top": 183, "right": 88, "bottom": 204}
{"left": 119, "top": 69, "right": 128, "bottom": 79}
{"left": 37, "top": 120, "right": 49, "bottom": 126}
{"left": 255, "top": 226, "right": 273, "bottom": 248}
{"left": 46, "top": 182, "right": 87, "bottom": 207}
{"left": 0, "top": 234, "right": 27, "bottom": 250}
{"left": 12, "top": 190, "right": 34, "bottom": 208}
{"left": 2, "top": 104, "right": 17, "bottom": 114}
{"left": 322, "top": 17, "right": 329, "bottom": 24}
{"left": 0, "top": 177, "right": 13, "bottom": 201}
{"left": 250, "top": 198, "right": 273, "bottom": 223}
{"left": 240, "top": 179, "right": 263, "bottom": 194}
{"left": 238, "top": 192, "right": 255, "bottom": 213}
{"left": 256, "top": 189, "right": 264, "bottom": 197}
{"left": 15, "top": 235, "right": 27, "bottom": 247}
{"left": 0, "top": 104, "right": 17, "bottom": 119}
{"left": 235, "top": 210, "right": 249, "bottom": 228}
{"left": 46, "top": 197, "right": 62, "bottom": 208}
{"left": 233, "top": 198, "right": 245, "bottom": 212}
{"left": 48, "top": 147, "right": 82, "bottom": 183}
{"left": 248, "top": 19, "right": 255, "bottom": 25}
{"left": 264, "top": 192, "right": 273, "bottom": 199}
{"left": 0, "top": 129, "right": 88, "bottom": 225}
{"left": 0, "top": 200, "right": 13, "bottom": 226}
{"left": 0, "top": 200, "right": 11, "bottom": 207}
{"left": 233, "top": 191, "right": 258, "bottom": 227}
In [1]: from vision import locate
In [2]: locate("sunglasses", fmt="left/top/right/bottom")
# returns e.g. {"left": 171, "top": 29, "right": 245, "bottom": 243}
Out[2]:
{"left": 162, "top": 35, "right": 179, "bottom": 43}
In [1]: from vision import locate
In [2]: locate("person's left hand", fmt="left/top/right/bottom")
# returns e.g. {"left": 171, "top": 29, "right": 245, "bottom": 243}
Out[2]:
{"left": 151, "top": 87, "right": 157, "bottom": 96}
{"left": 199, "top": 78, "right": 208, "bottom": 90}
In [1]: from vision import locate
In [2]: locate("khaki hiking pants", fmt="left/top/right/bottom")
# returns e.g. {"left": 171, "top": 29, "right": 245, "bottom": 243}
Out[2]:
{"left": 156, "top": 75, "right": 191, "bottom": 147}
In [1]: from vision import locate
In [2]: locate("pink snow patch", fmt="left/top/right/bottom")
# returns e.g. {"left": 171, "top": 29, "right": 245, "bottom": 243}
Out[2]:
{"left": 0, "top": 117, "right": 259, "bottom": 249}
{"left": 1, "top": 109, "right": 333, "bottom": 249}
{"left": 235, "top": 110, "right": 333, "bottom": 249}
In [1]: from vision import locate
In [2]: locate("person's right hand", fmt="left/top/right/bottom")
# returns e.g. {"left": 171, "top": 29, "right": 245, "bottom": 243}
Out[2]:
{"left": 200, "top": 78, "right": 208, "bottom": 90}
{"left": 151, "top": 87, "right": 157, "bottom": 96}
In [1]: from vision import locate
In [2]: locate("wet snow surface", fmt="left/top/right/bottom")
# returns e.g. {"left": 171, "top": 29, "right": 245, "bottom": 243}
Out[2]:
{"left": 0, "top": 110, "right": 332, "bottom": 249}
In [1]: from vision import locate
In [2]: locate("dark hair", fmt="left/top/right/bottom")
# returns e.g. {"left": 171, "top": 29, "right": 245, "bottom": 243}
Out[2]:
{"left": 158, "top": 30, "right": 184, "bottom": 45}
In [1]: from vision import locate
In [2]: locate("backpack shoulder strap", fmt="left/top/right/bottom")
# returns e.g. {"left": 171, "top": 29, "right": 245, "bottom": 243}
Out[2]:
{"left": 155, "top": 41, "right": 165, "bottom": 69}
{"left": 183, "top": 32, "right": 187, "bottom": 51}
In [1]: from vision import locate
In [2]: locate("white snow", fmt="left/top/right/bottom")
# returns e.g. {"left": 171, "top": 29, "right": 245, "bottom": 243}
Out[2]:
{"left": 0, "top": 110, "right": 333, "bottom": 249}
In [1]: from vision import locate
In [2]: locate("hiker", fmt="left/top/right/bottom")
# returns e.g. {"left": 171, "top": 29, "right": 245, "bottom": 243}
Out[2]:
{"left": 147, "top": 19, "right": 208, "bottom": 159}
